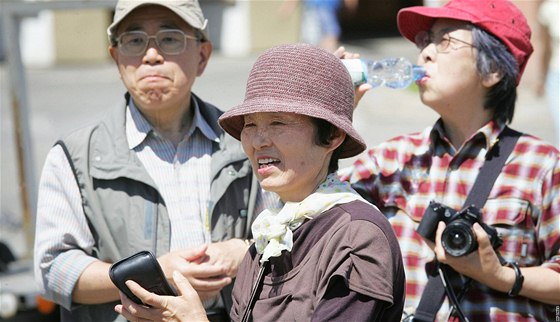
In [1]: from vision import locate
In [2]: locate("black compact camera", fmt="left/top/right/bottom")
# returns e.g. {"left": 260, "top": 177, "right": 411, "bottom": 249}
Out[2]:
{"left": 417, "top": 201, "right": 502, "bottom": 257}
{"left": 109, "top": 251, "right": 176, "bottom": 305}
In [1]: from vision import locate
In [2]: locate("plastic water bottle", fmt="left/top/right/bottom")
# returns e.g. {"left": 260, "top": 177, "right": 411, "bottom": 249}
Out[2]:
{"left": 342, "top": 57, "right": 425, "bottom": 89}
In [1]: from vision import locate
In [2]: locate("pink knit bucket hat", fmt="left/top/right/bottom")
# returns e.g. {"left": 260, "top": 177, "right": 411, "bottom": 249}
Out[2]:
{"left": 219, "top": 43, "right": 366, "bottom": 159}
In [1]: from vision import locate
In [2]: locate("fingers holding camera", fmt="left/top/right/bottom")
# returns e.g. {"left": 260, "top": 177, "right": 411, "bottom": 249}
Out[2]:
{"left": 114, "top": 282, "right": 155, "bottom": 321}
{"left": 434, "top": 222, "right": 504, "bottom": 283}
{"left": 114, "top": 275, "right": 209, "bottom": 322}
{"left": 470, "top": 223, "right": 504, "bottom": 275}
{"left": 432, "top": 221, "right": 447, "bottom": 261}
{"left": 170, "top": 271, "right": 209, "bottom": 321}
{"left": 427, "top": 220, "right": 560, "bottom": 304}
{"left": 470, "top": 223, "right": 518, "bottom": 291}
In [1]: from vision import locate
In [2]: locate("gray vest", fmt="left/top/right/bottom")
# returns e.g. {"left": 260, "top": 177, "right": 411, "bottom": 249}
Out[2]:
{"left": 58, "top": 94, "right": 257, "bottom": 321}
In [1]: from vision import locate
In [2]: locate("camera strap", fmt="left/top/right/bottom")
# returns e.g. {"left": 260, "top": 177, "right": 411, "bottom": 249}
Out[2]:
{"left": 241, "top": 260, "right": 267, "bottom": 322}
{"left": 462, "top": 127, "right": 522, "bottom": 210}
{"left": 413, "top": 127, "right": 521, "bottom": 322}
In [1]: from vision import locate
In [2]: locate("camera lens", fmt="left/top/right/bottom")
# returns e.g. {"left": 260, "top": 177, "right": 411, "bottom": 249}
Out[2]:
{"left": 442, "top": 220, "right": 477, "bottom": 257}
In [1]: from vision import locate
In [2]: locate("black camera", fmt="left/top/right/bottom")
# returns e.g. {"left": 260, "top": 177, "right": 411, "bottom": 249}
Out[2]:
{"left": 417, "top": 201, "right": 502, "bottom": 257}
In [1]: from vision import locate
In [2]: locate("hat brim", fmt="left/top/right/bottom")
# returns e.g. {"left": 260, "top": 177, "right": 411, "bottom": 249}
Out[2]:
{"left": 397, "top": 6, "right": 477, "bottom": 43}
{"left": 219, "top": 99, "right": 366, "bottom": 159}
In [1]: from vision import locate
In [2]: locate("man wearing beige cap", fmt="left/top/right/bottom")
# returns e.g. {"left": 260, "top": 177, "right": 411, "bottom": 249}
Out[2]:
{"left": 33, "top": 1, "right": 273, "bottom": 321}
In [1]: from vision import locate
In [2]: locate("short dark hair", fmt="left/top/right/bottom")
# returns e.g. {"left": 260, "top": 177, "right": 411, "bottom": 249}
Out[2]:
{"left": 312, "top": 118, "right": 342, "bottom": 174}
{"left": 471, "top": 25, "right": 519, "bottom": 124}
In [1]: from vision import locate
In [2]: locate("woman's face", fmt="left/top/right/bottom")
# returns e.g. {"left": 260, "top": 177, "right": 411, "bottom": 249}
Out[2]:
{"left": 415, "top": 19, "right": 487, "bottom": 117}
{"left": 240, "top": 112, "right": 343, "bottom": 202}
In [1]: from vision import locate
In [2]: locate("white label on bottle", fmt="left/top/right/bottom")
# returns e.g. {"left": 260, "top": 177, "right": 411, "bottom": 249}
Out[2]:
{"left": 341, "top": 59, "right": 366, "bottom": 86}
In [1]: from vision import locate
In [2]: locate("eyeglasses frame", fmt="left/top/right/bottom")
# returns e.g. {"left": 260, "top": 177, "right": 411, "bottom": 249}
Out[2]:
{"left": 116, "top": 29, "right": 200, "bottom": 56}
{"left": 414, "top": 29, "right": 477, "bottom": 53}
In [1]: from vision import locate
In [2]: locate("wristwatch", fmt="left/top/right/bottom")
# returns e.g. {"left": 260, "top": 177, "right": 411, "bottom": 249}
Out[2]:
{"left": 505, "top": 261, "right": 524, "bottom": 297}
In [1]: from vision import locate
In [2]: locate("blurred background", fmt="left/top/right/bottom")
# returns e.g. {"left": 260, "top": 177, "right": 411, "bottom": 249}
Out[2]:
{"left": 0, "top": 0, "right": 556, "bottom": 320}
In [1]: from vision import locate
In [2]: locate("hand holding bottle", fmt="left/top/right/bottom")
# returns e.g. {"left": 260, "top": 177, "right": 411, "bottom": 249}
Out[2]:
{"left": 334, "top": 46, "right": 373, "bottom": 108}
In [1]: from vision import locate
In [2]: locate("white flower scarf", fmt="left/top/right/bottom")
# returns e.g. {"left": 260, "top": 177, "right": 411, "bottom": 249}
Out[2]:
{"left": 251, "top": 173, "right": 365, "bottom": 263}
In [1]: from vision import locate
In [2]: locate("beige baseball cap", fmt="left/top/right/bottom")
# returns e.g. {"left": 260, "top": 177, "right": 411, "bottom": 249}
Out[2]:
{"left": 107, "top": 0, "right": 209, "bottom": 42}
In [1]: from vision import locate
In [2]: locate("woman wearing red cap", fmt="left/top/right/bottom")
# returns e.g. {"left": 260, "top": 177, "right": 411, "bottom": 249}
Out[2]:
{"left": 342, "top": 0, "right": 560, "bottom": 321}
{"left": 114, "top": 43, "right": 406, "bottom": 321}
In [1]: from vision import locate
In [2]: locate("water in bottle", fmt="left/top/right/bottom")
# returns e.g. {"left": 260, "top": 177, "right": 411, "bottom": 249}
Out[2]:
{"left": 342, "top": 57, "right": 425, "bottom": 89}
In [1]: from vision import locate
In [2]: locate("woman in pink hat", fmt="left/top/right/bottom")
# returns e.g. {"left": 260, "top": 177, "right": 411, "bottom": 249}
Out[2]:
{"left": 114, "top": 43, "right": 405, "bottom": 321}
{"left": 342, "top": 0, "right": 560, "bottom": 321}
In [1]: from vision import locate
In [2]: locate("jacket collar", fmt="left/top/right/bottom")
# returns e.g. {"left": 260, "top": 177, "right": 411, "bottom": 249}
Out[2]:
{"left": 90, "top": 92, "right": 243, "bottom": 185}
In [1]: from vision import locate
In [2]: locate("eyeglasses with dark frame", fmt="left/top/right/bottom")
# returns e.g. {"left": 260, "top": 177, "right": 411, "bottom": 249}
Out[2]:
{"left": 414, "top": 30, "right": 477, "bottom": 53}
{"left": 116, "top": 29, "right": 199, "bottom": 56}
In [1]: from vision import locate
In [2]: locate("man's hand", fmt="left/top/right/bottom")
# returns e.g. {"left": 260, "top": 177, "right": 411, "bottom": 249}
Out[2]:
{"left": 424, "top": 222, "right": 517, "bottom": 295}
{"left": 425, "top": 221, "right": 560, "bottom": 304}
{"left": 157, "top": 245, "right": 232, "bottom": 300}
{"left": 432, "top": 222, "right": 506, "bottom": 283}
{"left": 202, "top": 239, "right": 249, "bottom": 278}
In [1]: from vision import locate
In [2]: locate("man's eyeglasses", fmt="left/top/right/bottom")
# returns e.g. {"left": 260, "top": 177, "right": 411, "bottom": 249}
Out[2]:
{"left": 414, "top": 30, "right": 476, "bottom": 53}
{"left": 116, "top": 29, "right": 199, "bottom": 56}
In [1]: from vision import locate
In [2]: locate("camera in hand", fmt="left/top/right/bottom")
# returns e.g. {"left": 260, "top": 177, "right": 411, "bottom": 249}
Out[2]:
{"left": 417, "top": 201, "right": 502, "bottom": 257}
{"left": 109, "top": 251, "right": 177, "bottom": 305}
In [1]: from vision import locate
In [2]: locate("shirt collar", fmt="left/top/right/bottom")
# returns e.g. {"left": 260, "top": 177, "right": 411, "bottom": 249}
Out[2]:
{"left": 429, "top": 118, "right": 505, "bottom": 155}
{"left": 125, "top": 96, "right": 220, "bottom": 150}
{"left": 191, "top": 98, "right": 220, "bottom": 143}
{"left": 126, "top": 99, "right": 151, "bottom": 149}
{"left": 479, "top": 120, "right": 505, "bottom": 152}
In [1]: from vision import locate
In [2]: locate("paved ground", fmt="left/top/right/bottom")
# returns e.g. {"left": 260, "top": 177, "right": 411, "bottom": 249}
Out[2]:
{"left": 0, "top": 37, "right": 556, "bottom": 257}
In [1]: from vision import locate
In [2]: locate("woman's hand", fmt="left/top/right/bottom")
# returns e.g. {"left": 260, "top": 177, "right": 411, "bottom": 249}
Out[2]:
{"left": 115, "top": 270, "right": 209, "bottom": 322}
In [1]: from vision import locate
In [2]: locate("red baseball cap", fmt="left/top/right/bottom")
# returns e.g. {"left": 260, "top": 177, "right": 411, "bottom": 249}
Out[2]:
{"left": 397, "top": 0, "right": 533, "bottom": 85}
